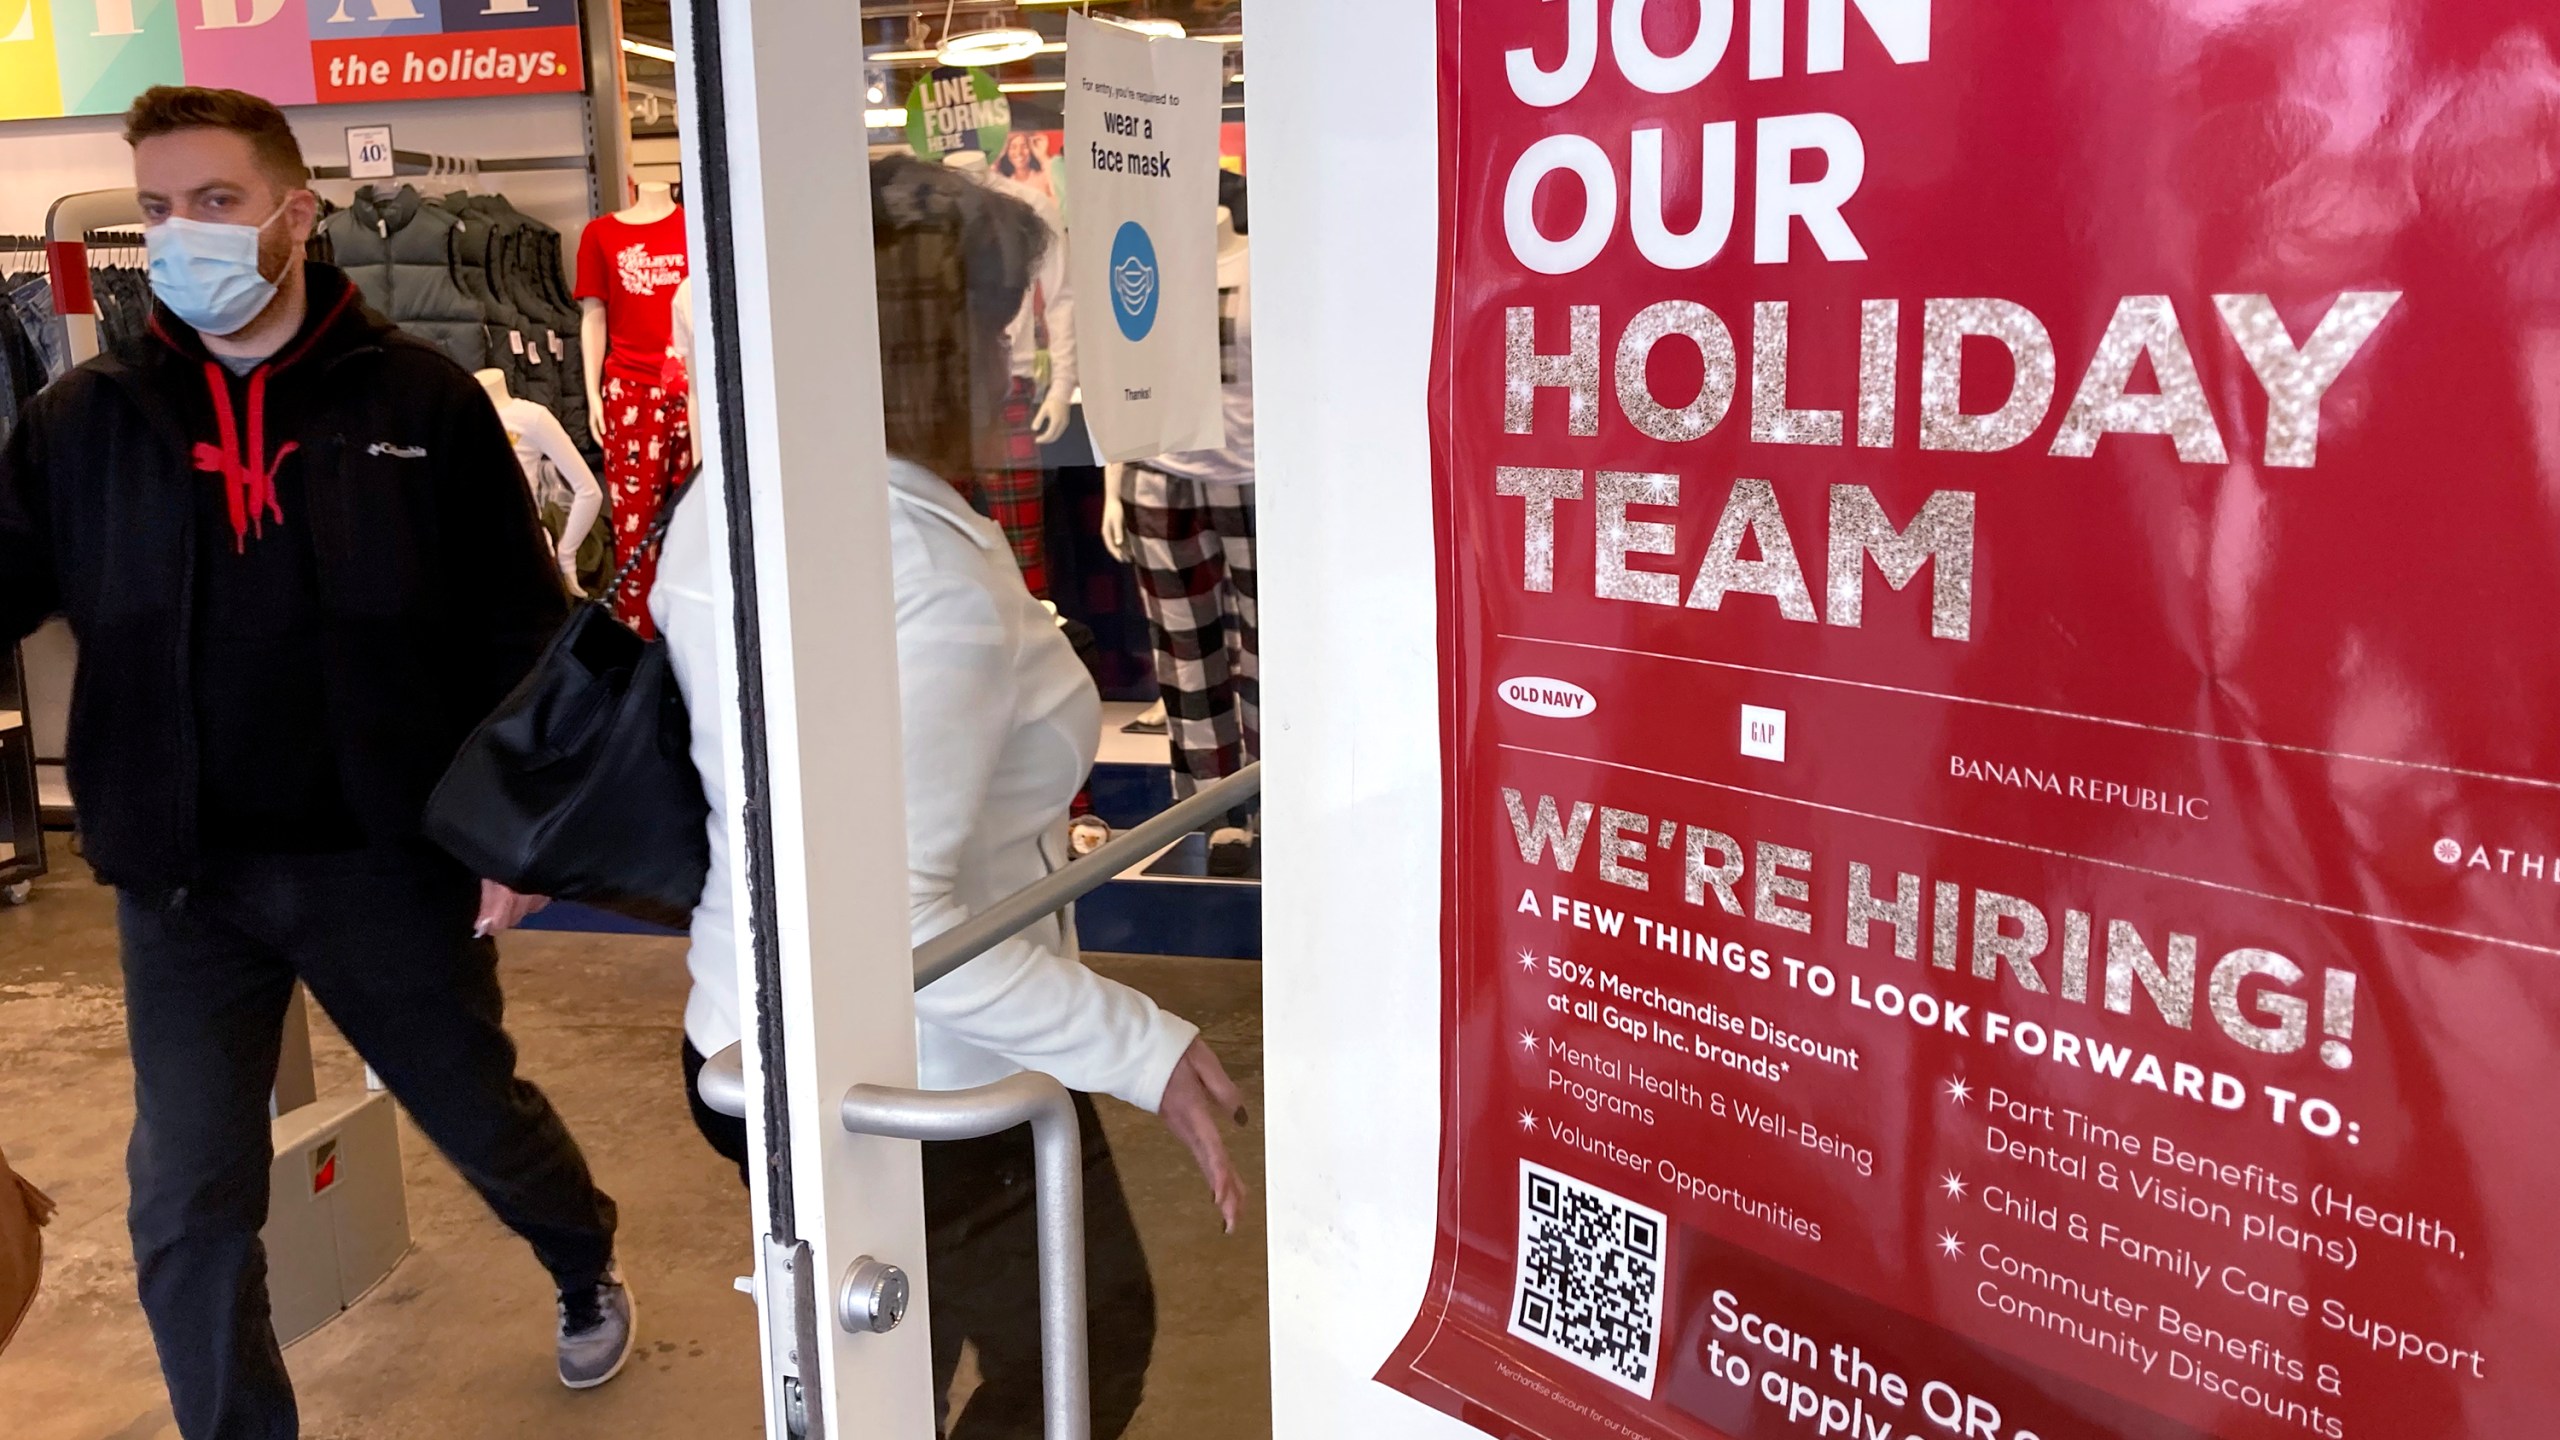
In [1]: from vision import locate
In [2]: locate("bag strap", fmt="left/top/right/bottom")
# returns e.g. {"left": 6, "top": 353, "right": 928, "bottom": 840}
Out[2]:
{"left": 11, "top": 1172, "right": 52, "bottom": 1229}
{"left": 605, "top": 473, "right": 693, "bottom": 609}
{"left": 0, "top": 1143, "right": 50, "bottom": 1229}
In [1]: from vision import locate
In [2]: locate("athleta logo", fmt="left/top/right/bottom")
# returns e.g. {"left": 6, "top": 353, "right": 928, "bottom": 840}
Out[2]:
{"left": 367, "top": 442, "right": 428, "bottom": 459}
{"left": 1498, "top": 677, "right": 1597, "bottom": 719}
{"left": 2434, "top": 836, "right": 2560, "bottom": 884}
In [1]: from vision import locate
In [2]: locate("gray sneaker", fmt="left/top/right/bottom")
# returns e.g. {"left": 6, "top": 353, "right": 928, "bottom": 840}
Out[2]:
{"left": 557, "top": 1265, "right": 637, "bottom": 1390}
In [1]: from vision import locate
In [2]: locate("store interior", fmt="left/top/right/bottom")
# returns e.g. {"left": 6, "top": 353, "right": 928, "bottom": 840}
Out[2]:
{"left": 2, "top": 0, "right": 1263, "bottom": 947}
{"left": 0, "top": 2, "right": 1269, "bottom": 1434}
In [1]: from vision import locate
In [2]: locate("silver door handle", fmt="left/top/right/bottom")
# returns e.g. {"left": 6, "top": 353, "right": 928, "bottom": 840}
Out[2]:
{"left": 694, "top": 1055, "right": 1093, "bottom": 1439}
{"left": 840, "top": 1072, "right": 1090, "bottom": 1440}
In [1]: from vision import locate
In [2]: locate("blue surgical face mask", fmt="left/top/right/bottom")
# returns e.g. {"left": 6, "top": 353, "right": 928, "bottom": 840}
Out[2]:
{"left": 145, "top": 203, "right": 292, "bottom": 338}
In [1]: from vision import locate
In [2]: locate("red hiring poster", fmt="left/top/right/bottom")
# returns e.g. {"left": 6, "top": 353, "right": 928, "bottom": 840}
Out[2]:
{"left": 1379, "top": 3, "right": 2560, "bottom": 1439}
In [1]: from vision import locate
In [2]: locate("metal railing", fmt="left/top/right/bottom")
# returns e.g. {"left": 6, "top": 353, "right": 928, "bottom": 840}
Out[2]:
{"left": 912, "top": 761, "right": 1262, "bottom": 989}
{"left": 696, "top": 762, "right": 1262, "bottom": 1437}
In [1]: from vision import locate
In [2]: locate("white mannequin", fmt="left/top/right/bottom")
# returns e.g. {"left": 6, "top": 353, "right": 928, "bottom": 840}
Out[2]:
{"left": 950, "top": 149, "right": 1077, "bottom": 445}
{"left": 1101, "top": 206, "right": 1247, "bottom": 558}
{"left": 480, "top": 367, "right": 602, "bottom": 594}
{"left": 583, "top": 180, "right": 681, "bottom": 445}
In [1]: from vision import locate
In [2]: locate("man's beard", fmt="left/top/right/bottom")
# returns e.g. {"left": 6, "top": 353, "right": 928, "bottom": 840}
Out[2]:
{"left": 258, "top": 224, "right": 298, "bottom": 290}
{"left": 221, "top": 223, "right": 301, "bottom": 337}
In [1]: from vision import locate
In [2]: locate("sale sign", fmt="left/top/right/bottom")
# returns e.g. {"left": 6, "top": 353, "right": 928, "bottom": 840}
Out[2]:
{"left": 0, "top": 0, "right": 582, "bottom": 120}
{"left": 1379, "top": 4, "right": 2560, "bottom": 1440}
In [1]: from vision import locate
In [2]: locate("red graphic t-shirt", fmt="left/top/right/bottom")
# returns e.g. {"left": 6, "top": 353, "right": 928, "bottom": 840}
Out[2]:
{"left": 574, "top": 207, "right": 689, "bottom": 389}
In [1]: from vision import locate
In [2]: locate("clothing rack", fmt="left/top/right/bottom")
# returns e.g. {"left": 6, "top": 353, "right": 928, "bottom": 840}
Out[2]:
{"left": 44, "top": 187, "right": 144, "bottom": 368}
{"left": 0, "top": 643, "right": 41, "bottom": 902}
{"left": 0, "top": 223, "right": 65, "bottom": 893}
{"left": 308, "top": 148, "right": 589, "bottom": 181}
{"left": 6, "top": 188, "right": 141, "bottom": 851}
{"left": 0, "top": 240, "right": 43, "bottom": 896}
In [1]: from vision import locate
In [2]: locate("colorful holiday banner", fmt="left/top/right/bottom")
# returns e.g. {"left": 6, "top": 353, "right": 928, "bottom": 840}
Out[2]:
{"left": 1382, "top": 2, "right": 2560, "bottom": 1439}
{"left": 0, "top": 0, "right": 581, "bottom": 119}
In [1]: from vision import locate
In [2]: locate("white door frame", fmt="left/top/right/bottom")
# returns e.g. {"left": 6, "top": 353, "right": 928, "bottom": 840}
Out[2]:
{"left": 1253, "top": 4, "right": 1470, "bottom": 1438}
{"left": 665, "top": 0, "right": 939, "bottom": 1434}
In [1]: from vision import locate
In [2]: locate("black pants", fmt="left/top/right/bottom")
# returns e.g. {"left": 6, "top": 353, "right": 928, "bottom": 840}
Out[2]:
{"left": 681, "top": 1040, "right": 1156, "bottom": 1439}
{"left": 120, "top": 845, "right": 619, "bottom": 1440}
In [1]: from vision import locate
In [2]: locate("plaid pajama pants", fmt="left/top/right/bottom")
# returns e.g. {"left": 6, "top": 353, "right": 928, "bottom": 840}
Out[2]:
{"left": 602, "top": 375, "right": 692, "bottom": 639}
{"left": 970, "top": 376, "right": 1049, "bottom": 597}
{"left": 1125, "top": 466, "right": 1257, "bottom": 798}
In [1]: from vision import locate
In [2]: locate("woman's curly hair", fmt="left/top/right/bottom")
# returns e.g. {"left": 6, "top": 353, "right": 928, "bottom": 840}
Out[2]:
{"left": 871, "top": 154, "right": 1051, "bottom": 481}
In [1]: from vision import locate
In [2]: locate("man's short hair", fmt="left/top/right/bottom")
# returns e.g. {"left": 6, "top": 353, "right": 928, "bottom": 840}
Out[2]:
{"left": 123, "top": 86, "right": 310, "bottom": 189}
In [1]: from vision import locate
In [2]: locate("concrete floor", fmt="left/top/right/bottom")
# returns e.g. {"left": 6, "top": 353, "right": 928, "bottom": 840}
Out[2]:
{"left": 0, "top": 849, "right": 1270, "bottom": 1439}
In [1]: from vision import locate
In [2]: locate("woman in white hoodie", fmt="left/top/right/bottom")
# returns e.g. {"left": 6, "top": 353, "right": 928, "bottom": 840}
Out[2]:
{"left": 652, "top": 157, "right": 1245, "bottom": 1437}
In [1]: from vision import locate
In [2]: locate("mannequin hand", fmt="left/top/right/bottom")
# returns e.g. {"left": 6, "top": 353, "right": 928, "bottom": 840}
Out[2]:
{"left": 1031, "top": 382, "right": 1074, "bottom": 445}
{"left": 475, "top": 881, "right": 551, "bottom": 938}
{"left": 1100, "top": 465, "right": 1129, "bottom": 563}
{"left": 560, "top": 559, "right": 587, "bottom": 598}
{"left": 588, "top": 407, "right": 606, "bottom": 447}
{"left": 1156, "top": 1038, "right": 1249, "bottom": 1234}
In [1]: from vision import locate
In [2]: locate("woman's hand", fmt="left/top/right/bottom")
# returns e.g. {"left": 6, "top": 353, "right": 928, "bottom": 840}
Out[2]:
{"left": 475, "top": 880, "right": 551, "bottom": 938}
{"left": 1156, "top": 1038, "right": 1249, "bottom": 1234}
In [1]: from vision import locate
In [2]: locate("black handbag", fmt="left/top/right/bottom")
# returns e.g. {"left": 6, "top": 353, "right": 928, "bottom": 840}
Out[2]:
{"left": 423, "top": 485, "right": 710, "bottom": 928}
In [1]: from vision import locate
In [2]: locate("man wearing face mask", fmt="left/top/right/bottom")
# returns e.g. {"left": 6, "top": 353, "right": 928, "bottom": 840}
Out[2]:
{"left": 0, "top": 88, "right": 632, "bottom": 1436}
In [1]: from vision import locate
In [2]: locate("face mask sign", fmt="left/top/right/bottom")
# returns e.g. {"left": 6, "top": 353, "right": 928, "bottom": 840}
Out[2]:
{"left": 145, "top": 202, "right": 293, "bottom": 338}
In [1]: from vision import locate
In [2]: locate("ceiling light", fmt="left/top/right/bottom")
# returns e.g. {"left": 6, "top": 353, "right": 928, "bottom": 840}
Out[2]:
{"left": 998, "top": 81, "right": 1067, "bottom": 93}
{"left": 1114, "top": 18, "right": 1185, "bottom": 38}
{"left": 867, "top": 82, "right": 885, "bottom": 103}
{"left": 866, "top": 108, "right": 907, "bottom": 128}
{"left": 871, "top": 41, "right": 1064, "bottom": 68}
{"left": 938, "top": 25, "right": 1045, "bottom": 67}
{"left": 1196, "top": 33, "right": 1246, "bottom": 43}
{"left": 620, "top": 37, "right": 678, "bottom": 64}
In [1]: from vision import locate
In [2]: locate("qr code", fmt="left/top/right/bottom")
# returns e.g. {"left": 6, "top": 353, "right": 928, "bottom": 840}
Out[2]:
{"left": 1507, "top": 1159, "right": 1668, "bottom": 1397}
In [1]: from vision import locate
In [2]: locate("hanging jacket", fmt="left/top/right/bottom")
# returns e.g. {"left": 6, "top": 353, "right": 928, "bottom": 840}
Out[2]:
{"left": 323, "top": 186, "right": 490, "bottom": 373}
{"left": 0, "top": 263, "right": 566, "bottom": 897}
{"left": 440, "top": 193, "right": 558, "bottom": 409}
{"left": 451, "top": 193, "right": 599, "bottom": 467}
{"left": 0, "top": 302, "right": 43, "bottom": 443}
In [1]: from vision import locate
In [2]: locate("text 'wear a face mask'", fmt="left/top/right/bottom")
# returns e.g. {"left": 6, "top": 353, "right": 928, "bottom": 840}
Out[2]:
{"left": 145, "top": 203, "right": 294, "bottom": 338}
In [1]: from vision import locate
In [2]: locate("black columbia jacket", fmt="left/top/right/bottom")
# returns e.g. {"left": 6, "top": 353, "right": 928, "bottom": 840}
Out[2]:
{"left": 0, "top": 263, "right": 567, "bottom": 897}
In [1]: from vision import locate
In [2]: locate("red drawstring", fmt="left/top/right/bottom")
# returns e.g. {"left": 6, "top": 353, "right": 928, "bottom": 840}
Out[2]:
{"left": 190, "top": 361, "right": 296, "bottom": 552}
